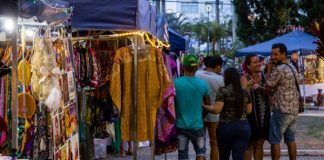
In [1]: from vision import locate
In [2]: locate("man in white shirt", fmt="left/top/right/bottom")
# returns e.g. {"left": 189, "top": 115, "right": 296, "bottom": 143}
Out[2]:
{"left": 196, "top": 56, "right": 224, "bottom": 160}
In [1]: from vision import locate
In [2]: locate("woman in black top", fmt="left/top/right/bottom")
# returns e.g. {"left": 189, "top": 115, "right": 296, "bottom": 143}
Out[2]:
{"left": 241, "top": 54, "right": 270, "bottom": 160}
{"left": 203, "top": 67, "right": 252, "bottom": 160}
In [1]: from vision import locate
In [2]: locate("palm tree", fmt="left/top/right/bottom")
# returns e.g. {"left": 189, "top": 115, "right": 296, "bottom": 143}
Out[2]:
{"left": 190, "top": 16, "right": 226, "bottom": 54}
{"left": 210, "top": 22, "right": 226, "bottom": 54}
{"left": 166, "top": 13, "right": 191, "bottom": 34}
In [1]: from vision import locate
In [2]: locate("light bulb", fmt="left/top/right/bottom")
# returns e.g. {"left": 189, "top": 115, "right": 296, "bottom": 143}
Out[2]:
{"left": 3, "top": 18, "right": 14, "bottom": 32}
{"left": 26, "top": 29, "right": 35, "bottom": 37}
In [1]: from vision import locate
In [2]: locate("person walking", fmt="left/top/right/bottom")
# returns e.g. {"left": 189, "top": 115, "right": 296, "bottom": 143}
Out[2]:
{"left": 174, "top": 54, "right": 210, "bottom": 160}
{"left": 265, "top": 43, "right": 301, "bottom": 160}
{"left": 290, "top": 50, "right": 300, "bottom": 73}
{"left": 196, "top": 56, "right": 224, "bottom": 160}
{"left": 203, "top": 67, "right": 252, "bottom": 160}
{"left": 242, "top": 54, "right": 270, "bottom": 160}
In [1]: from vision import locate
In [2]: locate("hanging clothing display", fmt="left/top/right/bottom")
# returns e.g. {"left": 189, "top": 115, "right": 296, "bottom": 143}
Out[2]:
{"left": 72, "top": 39, "right": 122, "bottom": 158}
{"left": 155, "top": 86, "right": 177, "bottom": 155}
{"left": 155, "top": 53, "right": 177, "bottom": 155}
{"left": 73, "top": 46, "right": 100, "bottom": 88}
{"left": 110, "top": 46, "right": 172, "bottom": 141}
{"left": 32, "top": 104, "right": 49, "bottom": 159}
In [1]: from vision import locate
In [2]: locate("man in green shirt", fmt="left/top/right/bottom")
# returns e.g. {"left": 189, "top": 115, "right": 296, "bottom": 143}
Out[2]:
{"left": 174, "top": 54, "right": 210, "bottom": 160}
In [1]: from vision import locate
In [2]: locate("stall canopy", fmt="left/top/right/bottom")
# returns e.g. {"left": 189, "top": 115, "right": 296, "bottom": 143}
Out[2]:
{"left": 156, "top": 15, "right": 169, "bottom": 43}
{"left": 0, "top": 0, "right": 71, "bottom": 23}
{"left": 70, "top": 0, "right": 156, "bottom": 35}
{"left": 236, "top": 31, "right": 318, "bottom": 57}
{"left": 0, "top": 0, "right": 17, "bottom": 17}
{"left": 168, "top": 28, "right": 186, "bottom": 52}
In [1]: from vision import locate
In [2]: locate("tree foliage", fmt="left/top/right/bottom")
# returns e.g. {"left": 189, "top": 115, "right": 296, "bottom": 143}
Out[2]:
{"left": 298, "top": 0, "right": 324, "bottom": 28}
{"left": 233, "top": 0, "right": 298, "bottom": 45}
{"left": 189, "top": 16, "right": 227, "bottom": 54}
{"left": 165, "top": 13, "right": 191, "bottom": 35}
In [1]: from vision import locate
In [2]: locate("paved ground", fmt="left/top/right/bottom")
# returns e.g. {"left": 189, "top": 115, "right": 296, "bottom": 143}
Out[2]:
{"left": 104, "top": 110, "right": 324, "bottom": 160}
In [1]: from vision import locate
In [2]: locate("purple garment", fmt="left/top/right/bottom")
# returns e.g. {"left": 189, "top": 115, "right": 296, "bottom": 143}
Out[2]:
{"left": 155, "top": 85, "right": 177, "bottom": 155}
{"left": 156, "top": 86, "right": 176, "bottom": 142}
{"left": 0, "top": 78, "right": 5, "bottom": 118}
{"left": 168, "top": 56, "right": 177, "bottom": 79}
{"left": 155, "top": 53, "right": 177, "bottom": 155}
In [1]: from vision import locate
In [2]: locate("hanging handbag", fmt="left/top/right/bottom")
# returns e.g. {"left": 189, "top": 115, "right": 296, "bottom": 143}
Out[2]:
{"left": 286, "top": 64, "right": 304, "bottom": 113}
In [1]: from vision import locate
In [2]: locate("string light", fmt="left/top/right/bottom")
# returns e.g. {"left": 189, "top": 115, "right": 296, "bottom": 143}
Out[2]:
{"left": 107, "top": 32, "right": 170, "bottom": 48}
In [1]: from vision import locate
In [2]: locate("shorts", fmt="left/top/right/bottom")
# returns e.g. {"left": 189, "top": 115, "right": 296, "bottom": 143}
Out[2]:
{"left": 268, "top": 111, "right": 298, "bottom": 144}
{"left": 176, "top": 128, "right": 206, "bottom": 160}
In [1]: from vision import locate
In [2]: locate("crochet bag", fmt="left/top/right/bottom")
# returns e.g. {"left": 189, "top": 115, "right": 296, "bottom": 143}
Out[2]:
{"left": 30, "top": 36, "right": 58, "bottom": 101}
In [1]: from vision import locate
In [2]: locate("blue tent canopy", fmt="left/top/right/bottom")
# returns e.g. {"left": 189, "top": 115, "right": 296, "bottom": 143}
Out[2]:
{"left": 70, "top": 0, "right": 156, "bottom": 35}
{"left": 168, "top": 28, "right": 186, "bottom": 52}
{"left": 236, "top": 31, "right": 318, "bottom": 57}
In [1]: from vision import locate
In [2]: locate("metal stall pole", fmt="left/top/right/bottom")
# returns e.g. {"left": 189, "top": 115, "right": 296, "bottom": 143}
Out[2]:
{"left": 133, "top": 34, "right": 138, "bottom": 160}
{"left": 301, "top": 53, "right": 306, "bottom": 106}
{"left": 10, "top": 17, "right": 19, "bottom": 155}
{"left": 133, "top": 0, "right": 139, "bottom": 159}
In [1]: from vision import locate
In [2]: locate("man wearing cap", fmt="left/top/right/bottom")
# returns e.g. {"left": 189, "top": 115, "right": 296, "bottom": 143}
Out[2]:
{"left": 174, "top": 54, "right": 210, "bottom": 160}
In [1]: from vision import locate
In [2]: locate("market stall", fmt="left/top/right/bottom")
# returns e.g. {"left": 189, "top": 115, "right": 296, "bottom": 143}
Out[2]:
{"left": 70, "top": 1, "right": 175, "bottom": 159}
{"left": 1, "top": 0, "right": 80, "bottom": 159}
{"left": 235, "top": 31, "right": 321, "bottom": 108}
{"left": 299, "top": 54, "right": 324, "bottom": 106}
{"left": 235, "top": 31, "right": 318, "bottom": 57}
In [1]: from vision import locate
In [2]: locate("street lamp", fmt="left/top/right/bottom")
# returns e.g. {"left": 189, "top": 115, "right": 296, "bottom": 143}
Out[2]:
{"left": 205, "top": 4, "right": 212, "bottom": 55}
{"left": 175, "top": 12, "right": 181, "bottom": 18}
{"left": 166, "top": 9, "right": 173, "bottom": 14}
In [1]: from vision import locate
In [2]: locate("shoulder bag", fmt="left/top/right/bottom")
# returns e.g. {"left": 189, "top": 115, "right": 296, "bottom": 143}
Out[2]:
{"left": 286, "top": 64, "right": 304, "bottom": 113}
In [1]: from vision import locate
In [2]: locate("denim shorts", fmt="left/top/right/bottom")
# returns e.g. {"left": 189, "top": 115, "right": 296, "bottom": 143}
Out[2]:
{"left": 176, "top": 128, "right": 206, "bottom": 160}
{"left": 269, "top": 111, "right": 298, "bottom": 144}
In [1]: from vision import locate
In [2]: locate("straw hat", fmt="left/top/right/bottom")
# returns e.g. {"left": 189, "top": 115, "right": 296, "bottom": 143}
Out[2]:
{"left": 18, "top": 59, "right": 32, "bottom": 85}
{"left": 18, "top": 92, "right": 36, "bottom": 119}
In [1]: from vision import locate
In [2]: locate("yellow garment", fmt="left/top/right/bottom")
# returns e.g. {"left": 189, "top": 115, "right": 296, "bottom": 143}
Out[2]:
{"left": 110, "top": 47, "right": 171, "bottom": 141}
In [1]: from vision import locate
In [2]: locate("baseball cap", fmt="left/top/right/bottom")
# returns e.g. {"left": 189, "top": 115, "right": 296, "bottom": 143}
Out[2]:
{"left": 183, "top": 54, "right": 198, "bottom": 67}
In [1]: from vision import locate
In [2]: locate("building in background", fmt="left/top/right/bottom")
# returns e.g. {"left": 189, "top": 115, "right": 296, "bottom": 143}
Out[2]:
{"left": 165, "top": 0, "right": 233, "bottom": 24}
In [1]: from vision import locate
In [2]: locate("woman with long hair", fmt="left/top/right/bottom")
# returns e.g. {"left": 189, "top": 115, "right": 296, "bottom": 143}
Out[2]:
{"left": 242, "top": 54, "right": 270, "bottom": 160}
{"left": 203, "top": 67, "right": 252, "bottom": 160}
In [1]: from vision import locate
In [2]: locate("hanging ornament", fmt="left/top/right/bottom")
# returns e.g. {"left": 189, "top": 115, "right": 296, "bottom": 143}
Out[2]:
{"left": 18, "top": 93, "right": 36, "bottom": 119}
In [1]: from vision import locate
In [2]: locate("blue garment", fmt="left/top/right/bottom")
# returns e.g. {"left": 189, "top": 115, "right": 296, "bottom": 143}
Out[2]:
{"left": 174, "top": 76, "right": 209, "bottom": 129}
{"left": 217, "top": 120, "right": 251, "bottom": 160}
{"left": 269, "top": 111, "right": 298, "bottom": 144}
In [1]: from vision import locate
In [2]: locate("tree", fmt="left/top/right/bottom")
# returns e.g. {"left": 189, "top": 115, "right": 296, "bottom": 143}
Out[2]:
{"left": 190, "top": 16, "right": 227, "bottom": 54}
{"left": 233, "top": 0, "right": 298, "bottom": 46}
{"left": 165, "top": 13, "right": 191, "bottom": 35}
{"left": 210, "top": 22, "right": 226, "bottom": 54}
{"left": 191, "top": 17, "right": 208, "bottom": 49}
{"left": 299, "top": 0, "right": 324, "bottom": 29}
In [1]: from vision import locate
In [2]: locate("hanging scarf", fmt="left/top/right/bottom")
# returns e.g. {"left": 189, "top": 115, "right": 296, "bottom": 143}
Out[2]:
{"left": 0, "top": 78, "right": 4, "bottom": 118}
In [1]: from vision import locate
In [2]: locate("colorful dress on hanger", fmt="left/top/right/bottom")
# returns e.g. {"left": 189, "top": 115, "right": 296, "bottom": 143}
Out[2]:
{"left": 110, "top": 47, "right": 171, "bottom": 141}
{"left": 154, "top": 54, "right": 177, "bottom": 155}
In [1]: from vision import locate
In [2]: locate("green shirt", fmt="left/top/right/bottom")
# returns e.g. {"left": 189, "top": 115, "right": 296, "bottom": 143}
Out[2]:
{"left": 174, "top": 76, "right": 209, "bottom": 129}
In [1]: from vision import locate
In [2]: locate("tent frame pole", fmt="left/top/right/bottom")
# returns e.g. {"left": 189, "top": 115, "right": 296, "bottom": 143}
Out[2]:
{"left": 301, "top": 51, "right": 306, "bottom": 105}
{"left": 132, "top": 34, "right": 138, "bottom": 160}
{"left": 133, "top": 0, "right": 139, "bottom": 159}
{"left": 10, "top": 16, "right": 19, "bottom": 155}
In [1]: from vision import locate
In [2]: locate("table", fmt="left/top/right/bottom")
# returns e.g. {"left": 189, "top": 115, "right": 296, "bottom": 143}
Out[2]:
{"left": 300, "top": 83, "right": 324, "bottom": 97}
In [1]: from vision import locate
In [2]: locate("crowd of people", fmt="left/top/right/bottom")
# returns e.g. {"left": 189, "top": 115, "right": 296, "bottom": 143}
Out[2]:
{"left": 174, "top": 43, "right": 302, "bottom": 160}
